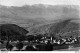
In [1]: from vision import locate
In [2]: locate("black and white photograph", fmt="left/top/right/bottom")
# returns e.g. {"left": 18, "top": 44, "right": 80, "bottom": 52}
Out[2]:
{"left": 0, "top": 0, "right": 80, "bottom": 51}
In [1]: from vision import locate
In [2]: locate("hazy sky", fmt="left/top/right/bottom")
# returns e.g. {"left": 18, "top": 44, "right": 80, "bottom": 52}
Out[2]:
{"left": 0, "top": 0, "right": 80, "bottom": 6}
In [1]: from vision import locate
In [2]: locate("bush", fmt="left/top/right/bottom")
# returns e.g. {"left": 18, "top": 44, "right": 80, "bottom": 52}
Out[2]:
{"left": 16, "top": 42, "right": 24, "bottom": 50}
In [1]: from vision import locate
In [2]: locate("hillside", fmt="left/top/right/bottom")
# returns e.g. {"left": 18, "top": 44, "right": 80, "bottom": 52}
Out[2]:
{"left": 28, "top": 19, "right": 80, "bottom": 38}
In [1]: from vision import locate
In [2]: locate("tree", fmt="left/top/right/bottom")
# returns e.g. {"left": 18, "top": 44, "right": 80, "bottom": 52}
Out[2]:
{"left": 26, "top": 35, "right": 35, "bottom": 42}
{"left": 16, "top": 42, "right": 24, "bottom": 51}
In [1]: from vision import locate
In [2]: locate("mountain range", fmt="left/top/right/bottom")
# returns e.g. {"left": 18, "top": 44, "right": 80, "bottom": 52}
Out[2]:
{"left": 0, "top": 4, "right": 79, "bottom": 28}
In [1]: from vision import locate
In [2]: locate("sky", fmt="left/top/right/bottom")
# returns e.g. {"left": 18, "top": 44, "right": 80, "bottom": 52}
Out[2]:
{"left": 0, "top": 0, "right": 80, "bottom": 6}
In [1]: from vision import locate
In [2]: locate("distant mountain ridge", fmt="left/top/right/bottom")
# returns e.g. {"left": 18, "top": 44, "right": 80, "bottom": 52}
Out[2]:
{"left": 0, "top": 4, "right": 79, "bottom": 19}
{"left": 0, "top": 4, "right": 79, "bottom": 28}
